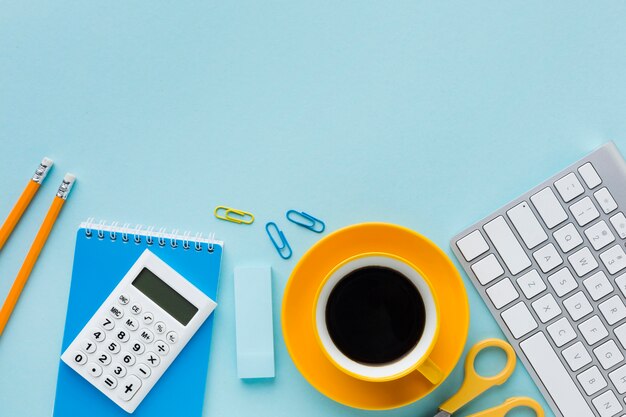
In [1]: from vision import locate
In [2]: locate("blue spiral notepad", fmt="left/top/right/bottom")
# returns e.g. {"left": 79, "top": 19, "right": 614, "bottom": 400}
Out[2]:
{"left": 53, "top": 222, "right": 222, "bottom": 417}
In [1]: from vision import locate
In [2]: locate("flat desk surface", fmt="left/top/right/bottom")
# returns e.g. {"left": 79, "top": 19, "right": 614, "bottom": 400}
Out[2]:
{"left": 1, "top": 2, "right": 626, "bottom": 416}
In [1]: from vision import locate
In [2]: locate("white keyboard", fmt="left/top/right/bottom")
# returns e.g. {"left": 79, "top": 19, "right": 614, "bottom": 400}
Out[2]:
{"left": 451, "top": 142, "right": 626, "bottom": 417}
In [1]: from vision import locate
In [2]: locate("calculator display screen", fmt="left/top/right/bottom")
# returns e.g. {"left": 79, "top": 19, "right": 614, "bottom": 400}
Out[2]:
{"left": 132, "top": 268, "right": 198, "bottom": 326}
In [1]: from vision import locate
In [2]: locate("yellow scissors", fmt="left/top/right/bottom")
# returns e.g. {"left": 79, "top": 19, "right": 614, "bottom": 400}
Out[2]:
{"left": 433, "top": 338, "right": 544, "bottom": 417}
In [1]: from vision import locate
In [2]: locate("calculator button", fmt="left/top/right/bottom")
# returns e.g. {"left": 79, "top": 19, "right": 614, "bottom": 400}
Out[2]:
{"left": 121, "top": 352, "right": 136, "bottom": 366}
{"left": 109, "top": 305, "right": 124, "bottom": 319}
{"left": 96, "top": 352, "right": 112, "bottom": 366}
{"left": 138, "top": 328, "right": 154, "bottom": 343}
{"left": 120, "top": 375, "right": 142, "bottom": 401}
{"left": 166, "top": 331, "right": 178, "bottom": 344}
{"left": 154, "top": 321, "right": 166, "bottom": 334}
{"left": 155, "top": 340, "right": 169, "bottom": 356}
{"left": 130, "top": 303, "right": 142, "bottom": 315}
{"left": 117, "top": 293, "right": 130, "bottom": 305}
{"left": 131, "top": 341, "right": 145, "bottom": 355}
{"left": 136, "top": 363, "right": 151, "bottom": 379}
{"left": 123, "top": 317, "right": 139, "bottom": 331}
{"left": 146, "top": 352, "right": 161, "bottom": 367}
{"left": 103, "top": 375, "right": 118, "bottom": 389}
{"left": 112, "top": 363, "right": 127, "bottom": 377}
{"left": 99, "top": 317, "right": 115, "bottom": 331}
{"left": 81, "top": 339, "right": 96, "bottom": 354}
{"left": 87, "top": 362, "right": 103, "bottom": 377}
{"left": 90, "top": 328, "right": 106, "bottom": 342}
{"left": 72, "top": 351, "right": 87, "bottom": 365}
{"left": 115, "top": 330, "right": 130, "bottom": 343}
{"left": 106, "top": 341, "right": 121, "bottom": 354}
{"left": 142, "top": 312, "right": 154, "bottom": 325}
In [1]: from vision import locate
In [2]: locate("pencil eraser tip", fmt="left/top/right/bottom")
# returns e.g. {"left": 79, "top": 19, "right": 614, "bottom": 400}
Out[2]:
{"left": 42, "top": 157, "right": 53, "bottom": 166}
{"left": 64, "top": 173, "right": 76, "bottom": 183}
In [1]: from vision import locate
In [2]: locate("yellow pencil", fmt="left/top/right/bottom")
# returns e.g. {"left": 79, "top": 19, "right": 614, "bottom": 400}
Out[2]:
{"left": 0, "top": 173, "right": 75, "bottom": 337}
{"left": 0, "top": 157, "right": 54, "bottom": 251}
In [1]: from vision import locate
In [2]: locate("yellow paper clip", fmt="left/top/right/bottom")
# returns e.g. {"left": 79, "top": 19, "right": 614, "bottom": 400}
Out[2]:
{"left": 214, "top": 206, "right": 255, "bottom": 225}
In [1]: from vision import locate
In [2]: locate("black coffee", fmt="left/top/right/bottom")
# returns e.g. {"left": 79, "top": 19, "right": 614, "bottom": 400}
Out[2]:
{"left": 325, "top": 266, "right": 426, "bottom": 365}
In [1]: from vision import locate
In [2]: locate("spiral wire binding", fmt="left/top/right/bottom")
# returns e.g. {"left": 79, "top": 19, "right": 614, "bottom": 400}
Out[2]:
{"left": 80, "top": 220, "right": 222, "bottom": 252}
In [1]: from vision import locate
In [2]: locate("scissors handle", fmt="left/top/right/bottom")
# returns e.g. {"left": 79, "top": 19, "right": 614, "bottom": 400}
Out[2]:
{"left": 440, "top": 338, "right": 517, "bottom": 414}
{"left": 466, "top": 397, "right": 544, "bottom": 417}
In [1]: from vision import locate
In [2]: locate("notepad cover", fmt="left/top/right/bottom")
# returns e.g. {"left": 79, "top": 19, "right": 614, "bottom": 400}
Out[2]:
{"left": 52, "top": 227, "right": 222, "bottom": 417}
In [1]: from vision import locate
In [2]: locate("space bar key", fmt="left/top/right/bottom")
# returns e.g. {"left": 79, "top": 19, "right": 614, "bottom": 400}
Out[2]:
{"left": 520, "top": 332, "right": 594, "bottom": 417}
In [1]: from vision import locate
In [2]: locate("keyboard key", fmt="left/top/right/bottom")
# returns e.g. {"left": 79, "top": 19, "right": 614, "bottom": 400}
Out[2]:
{"left": 592, "top": 390, "right": 622, "bottom": 417}
{"left": 547, "top": 267, "right": 578, "bottom": 297}
{"left": 553, "top": 223, "right": 584, "bottom": 253}
{"left": 471, "top": 254, "right": 504, "bottom": 285}
{"left": 562, "top": 341, "right": 593, "bottom": 371}
{"left": 585, "top": 221, "right": 616, "bottom": 250}
{"left": 555, "top": 173, "right": 585, "bottom": 202}
{"left": 615, "top": 323, "right": 626, "bottom": 349}
{"left": 120, "top": 375, "right": 142, "bottom": 402}
{"left": 583, "top": 271, "right": 614, "bottom": 301}
{"left": 609, "top": 364, "right": 626, "bottom": 394}
{"left": 600, "top": 245, "right": 626, "bottom": 275}
{"left": 456, "top": 230, "right": 489, "bottom": 262}
{"left": 579, "top": 315, "right": 609, "bottom": 345}
{"left": 532, "top": 293, "right": 561, "bottom": 323}
{"left": 577, "top": 366, "right": 607, "bottom": 395}
{"left": 564, "top": 291, "right": 593, "bottom": 321}
{"left": 547, "top": 317, "right": 576, "bottom": 347}
{"left": 533, "top": 243, "right": 563, "bottom": 273}
{"left": 578, "top": 162, "right": 602, "bottom": 189}
{"left": 594, "top": 340, "right": 624, "bottom": 370}
{"left": 569, "top": 247, "right": 598, "bottom": 277}
{"left": 486, "top": 278, "right": 519, "bottom": 309}
{"left": 516, "top": 269, "right": 546, "bottom": 299}
{"left": 501, "top": 302, "right": 538, "bottom": 339}
{"left": 599, "top": 295, "right": 626, "bottom": 325}
{"left": 616, "top": 273, "right": 626, "bottom": 298}
{"left": 483, "top": 217, "right": 531, "bottom": 275}
{"left": 520, "top": 333, "right": 594, "bottom": 417}
{"left": 570, "top": 197, "right": 600, "bottom": 226}
{"left": 531, "top": 188, "right": 568, "bottom": 229}
{"left": 595, "top": 188, "right": 618, "bottom": 214}
{"left": 610, "top": 212, "right": 626, "bottom": 239}
{"left": 507, "top": 202, "right": 548, "bottom": 249}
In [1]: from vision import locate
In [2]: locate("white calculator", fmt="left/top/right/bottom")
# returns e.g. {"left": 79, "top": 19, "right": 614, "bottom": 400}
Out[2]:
{"left": 61, "top": 249, "right": 217, "bottom": 413}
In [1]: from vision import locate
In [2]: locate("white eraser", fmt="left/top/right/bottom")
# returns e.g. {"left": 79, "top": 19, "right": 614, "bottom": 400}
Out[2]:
{"left": 234, "top": 266, "right": 275, "bottom": 379}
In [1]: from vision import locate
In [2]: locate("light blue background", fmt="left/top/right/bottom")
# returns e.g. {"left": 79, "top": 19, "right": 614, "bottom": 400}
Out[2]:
{"left": 1, "top": 1, "right": 626, "bottom": 416}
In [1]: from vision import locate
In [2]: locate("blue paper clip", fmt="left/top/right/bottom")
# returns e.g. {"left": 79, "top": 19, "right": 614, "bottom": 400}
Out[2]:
{"left": 286, "top": 210, "right": 325, "bottom": 233}
{"left": 265, "top": 222, "right": 292, "bottom": 259}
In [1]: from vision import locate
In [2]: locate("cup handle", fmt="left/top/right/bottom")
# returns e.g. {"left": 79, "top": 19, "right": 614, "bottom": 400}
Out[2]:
{"left": 416, "top": 357, "right": 443, "bottom": 384}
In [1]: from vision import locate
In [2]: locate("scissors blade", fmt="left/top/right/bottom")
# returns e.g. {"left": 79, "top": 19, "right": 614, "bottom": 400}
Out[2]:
{"left": 433, "top": 410, "right": 452, "bottom": 417}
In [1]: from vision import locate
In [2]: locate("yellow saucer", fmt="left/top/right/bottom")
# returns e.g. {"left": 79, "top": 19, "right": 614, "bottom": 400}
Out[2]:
{"left": 281, "top": 223, "right": 470, "bottom": 410}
